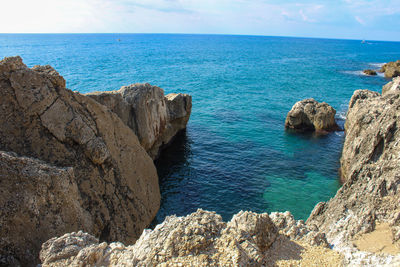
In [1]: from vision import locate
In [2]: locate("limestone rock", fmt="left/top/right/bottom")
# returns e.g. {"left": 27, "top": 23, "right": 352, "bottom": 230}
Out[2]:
{"left": 363, "top": 69, "right": 377, "bottom": 76}
{"left": 307, "top": 88, "right": 400, "bottom": 250}
{"left": 285, "top": 98, "right": 339, "bottom": 132}
{"left": 40, "top": 209, "right": 280, "bottom": 266}
{"left": 382, "top": 77, "right": 400, "bottom": 96}
{"left": 270, "top": 211, "right": 329, "bottom": 247}
{"left": 0, "top": 56, "right": 160, "bottom": 265}
{"left": 87, "top": 84, "right": 192, "bottom": 159}
{"left": 0, "top": 151, "right": 90, "bottom": 267}
{"left": 380, "top": 60, "right": 400, "bottom": 78}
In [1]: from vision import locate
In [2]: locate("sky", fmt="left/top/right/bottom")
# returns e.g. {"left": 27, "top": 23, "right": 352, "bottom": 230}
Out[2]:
{"left": 1, "top": 0, "right": 400, "bottom": 41}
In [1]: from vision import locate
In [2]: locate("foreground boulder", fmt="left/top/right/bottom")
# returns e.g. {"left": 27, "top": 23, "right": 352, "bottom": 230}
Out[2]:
{"left": 40, "top": 209, "right": 341, "bottom": 267}
{"left": 285, "top": 98, "right": 339, "bottom": 132}
{"left": 382, "top": 77, "right": 400, "bottom": 95}
{"left": 0, "top": 57, "right": 160, "bottom": 266}
{"left": 380, "top": 60, "right": 400, "bottom": 78}
{"left": 87, "top": 84, "right": 192, "bottom": 159}
{"left": 307, "top": 84, "right": 400, "bottom": 263}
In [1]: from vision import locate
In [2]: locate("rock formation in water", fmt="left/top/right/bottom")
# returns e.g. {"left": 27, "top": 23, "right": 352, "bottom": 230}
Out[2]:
{"left": 86, "top": 84, "right": 192, "bottom": 159}
{"left": 380, "top": 60, "right": 400, "bottom": 78}
{"left": 39, "top": 209, "right": 339, "bottom": 267}
{"left": 363, "top": 69, "right": 377, "bottom": 76}
{"left": 307, "top": 80, "right": 400, "bottom": 265}
{"left": 285, "top": 98, "right": 339, "bottom": 132}
{"left": 0, "top": 56, "right": 161, "bottom": 266}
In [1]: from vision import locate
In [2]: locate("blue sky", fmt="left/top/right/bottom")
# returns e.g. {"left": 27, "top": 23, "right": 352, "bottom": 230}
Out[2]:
{"left": 1, "top": 0, "right": 400, "bottom": 41}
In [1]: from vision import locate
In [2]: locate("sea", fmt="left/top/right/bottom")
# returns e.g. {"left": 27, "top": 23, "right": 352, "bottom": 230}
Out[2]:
{"left": 1, "top": 34, "right": 399, "bottom": 223}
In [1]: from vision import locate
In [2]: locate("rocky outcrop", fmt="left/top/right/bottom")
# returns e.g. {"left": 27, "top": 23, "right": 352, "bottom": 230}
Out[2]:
{"left": 86, "top": 84, "right": 192, "bottom": 159}
{"left": 382, "top": 77, "right": 400, "bottom": 95}
{"left": 380, "top": 60, "right": 400, "bottom": 78}
{"left": 363, "top": 69, "right": 377, "bottom": 76}
{"left": 307, "top": 84, "right": 400, "bottom": 262}
{"left": 40, "top": 209, "right": 339, "bottom": 267}
{"left": 285, "top": 98, "right": 339, "bottom": 132}
{"left": 0, "top": 57, "right": 160, "bottom": 266}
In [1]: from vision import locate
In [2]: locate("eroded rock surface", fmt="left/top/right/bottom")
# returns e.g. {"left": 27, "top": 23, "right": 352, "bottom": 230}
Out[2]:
{"left": 380, "top": 60, "right": 400, "bottom": 78}
{"left": 87, "top": 84, "right": 192, "bottom": 159}
{"left": 307, "top": 84, "right": 400, "bottom": 265}
{"left": 285, "top": 98, "right": 339, "bottom": 132}
{"left": 382, "top": 77, "right": 400, "bottom": 96}
{"left": 39, "top": 209, "right": 338, "bottom": 267}
{"left": 0, "top": 56, "right": 160, "bottom": 266}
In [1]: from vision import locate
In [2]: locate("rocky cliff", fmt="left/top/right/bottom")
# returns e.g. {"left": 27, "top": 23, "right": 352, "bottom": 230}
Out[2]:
{"left": 307, "top": 84, "right": 400, "bottom": 265}
{"left": 380, "top": 60, "right": 400, "bottom": 78}
{"left": 0, "top": 57, "right": 161, "bottom": 266}
{"left": 39, "top": 78, "right": 400, "bottom": 266}
{"left": 86, "top": 84, "right": 192, "bottom": 159}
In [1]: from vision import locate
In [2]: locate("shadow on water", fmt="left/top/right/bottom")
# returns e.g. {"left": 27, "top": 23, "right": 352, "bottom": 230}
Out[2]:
{"left": 150, "top": 130, "right": 192, "bottom": 228}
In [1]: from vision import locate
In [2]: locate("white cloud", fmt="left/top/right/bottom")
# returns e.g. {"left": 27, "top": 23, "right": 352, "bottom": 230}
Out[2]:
{"left": 354, "top": 16, "right": 366, "bottom": 25}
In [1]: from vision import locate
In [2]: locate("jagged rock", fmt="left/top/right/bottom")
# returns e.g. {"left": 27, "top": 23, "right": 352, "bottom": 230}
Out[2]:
{"left": 285, "top": 98, "right": 339, "bottom": 132}
{"left": 363, "top": 69, "right": 377, "bottom": 76}
{"left": 40, "top": 209, "right": 281, "bottom": 266}
{"left": 270, "top": 211, "right": 329, "bottom": 247}
{"left": 380, "top": 60, "right": 400, "bottom": 78}
{"left": 382, "top": 77, "right": 400, "bottom": 95}
{"left": 0, "top": 56, "right": 160, "bottom": 266}
{"left": 86, "top": 84, "right": 192, "bottom": 159}
{"left": 307, "top": 87, "right": 400, "bottom": 250}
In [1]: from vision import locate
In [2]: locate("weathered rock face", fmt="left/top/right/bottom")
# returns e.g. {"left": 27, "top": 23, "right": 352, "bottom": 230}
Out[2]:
{"left": 0, "top": 57, "right": 160, "bottom": 266}
{"left": 42, "top": 209, "right": 339, "bottom": 267}
{"left": 380, "top": 60, "right": 400, "bottom": 78}
{"left": 307, "top": 87, "right": 400, "bottom": 250}
{"left": 87, "top": 84, "right": 192, "bottom": 159}
{"left": 382, "top": 77, "right": 400, "bottom": 96}
{"left": 363, "top": 69, "right": 377, "bottom": 76}
{"left": 285, "top": 98, "right": 339, "bottom": 132}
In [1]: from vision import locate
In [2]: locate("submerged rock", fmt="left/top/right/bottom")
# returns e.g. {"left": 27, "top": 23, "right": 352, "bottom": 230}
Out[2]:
{"left": 363, "top": 69, "right": 377, "bottom": 76}
{"left": 380, "top": 60, "right": 400, "bottom": 78}
{"left": 285, "top": 98, "right": 339, "bottom": 132}
{"left": 0, "top": 56, "right": 160, "bottom": 266}
{"left": 87, "top": 84, "right": 192, "bottom": 159}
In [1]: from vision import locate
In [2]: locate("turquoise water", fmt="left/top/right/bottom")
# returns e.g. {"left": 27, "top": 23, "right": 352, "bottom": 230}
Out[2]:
{"left": 1, "top": 34, "right": 399, "bottom": 222}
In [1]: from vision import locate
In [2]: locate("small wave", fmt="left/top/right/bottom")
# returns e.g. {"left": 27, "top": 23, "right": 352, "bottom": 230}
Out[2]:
{"left": 369, "top": 62, "right": 386, "bottom": 68}
{"left": 341, "top": 70, "right": 383, "bottom": 77}
{"left": 341, "top": 70, "right": 364, "bottom": 76}
{"left": 336, "top": 111, "right": 346, "bottom": 121}
{"left": 335, "top": 131, "right": 344, "bottom": 137}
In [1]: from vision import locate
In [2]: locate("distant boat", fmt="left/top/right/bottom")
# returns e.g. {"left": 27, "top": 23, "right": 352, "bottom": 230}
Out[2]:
{"left": 117, "top": 39, "right": 121, "bottom": 42}
{"left": 361, "top": 40, "right": 366, "bottom": 44}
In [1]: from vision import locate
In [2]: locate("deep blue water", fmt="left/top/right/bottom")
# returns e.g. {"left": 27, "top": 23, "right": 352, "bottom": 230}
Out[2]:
{"left": 1, "top": 34, "right": 399, "bottom": 222}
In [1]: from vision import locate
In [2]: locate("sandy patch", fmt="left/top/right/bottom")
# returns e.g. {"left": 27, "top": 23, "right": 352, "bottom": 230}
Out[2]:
{"left": 353, "top": 223, "right": 400, "bottom": 255}
{"left": 264, "top": 235, "right": 344, "bottom": 267}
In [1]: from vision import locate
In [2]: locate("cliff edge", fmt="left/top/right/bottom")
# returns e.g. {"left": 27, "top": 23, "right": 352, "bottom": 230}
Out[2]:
{"left": 0, "top": 57, "right": 161, "bottom": 266}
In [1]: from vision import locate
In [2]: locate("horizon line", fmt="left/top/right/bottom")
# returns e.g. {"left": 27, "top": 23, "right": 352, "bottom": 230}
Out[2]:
{"left": 1, "top": 32, "right": 399, "bottom": 43}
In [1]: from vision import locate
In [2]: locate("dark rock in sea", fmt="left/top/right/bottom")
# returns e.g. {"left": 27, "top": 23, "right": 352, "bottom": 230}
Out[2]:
{"left": 0, "top": 56, "right": 160, "bottom": 266}
{"left": 363, "top": 69, "right": 377, "bottom": 76}
{"left": 86, "top": 84, "right": 192, "bottom": 160}
{"left": 285, "top": 98, "right": 339, "bottom": 132}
